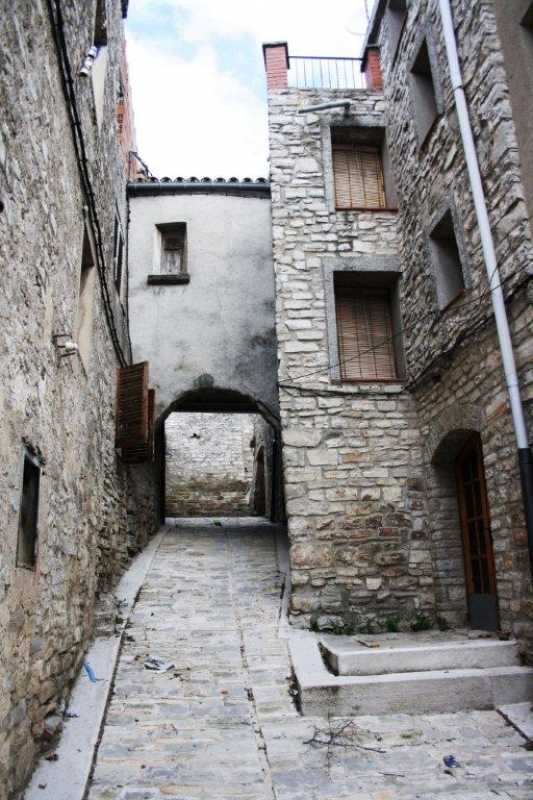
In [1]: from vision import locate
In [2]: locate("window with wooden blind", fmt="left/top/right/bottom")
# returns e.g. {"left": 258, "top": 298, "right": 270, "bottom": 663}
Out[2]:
{"left": 332, "top": 144, "right": 387, "bottom": 210}
{"left": 335, "top": 286, "right": 398, "bottom": 381}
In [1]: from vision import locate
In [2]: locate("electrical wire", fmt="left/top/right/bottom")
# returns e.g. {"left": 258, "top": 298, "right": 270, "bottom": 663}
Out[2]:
{"left": 278, "top": 264, "right": 533, "bottom": 393}
{"left": 47, "top": 0, "right": 128, "bottom": 367}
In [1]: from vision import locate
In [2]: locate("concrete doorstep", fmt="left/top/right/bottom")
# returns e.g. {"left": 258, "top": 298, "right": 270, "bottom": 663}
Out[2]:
{"left": 22, "top": 529, "right": 166, "bottom": 800}
{"left": 290, "top": 632, "right": 533, "bottom": 718}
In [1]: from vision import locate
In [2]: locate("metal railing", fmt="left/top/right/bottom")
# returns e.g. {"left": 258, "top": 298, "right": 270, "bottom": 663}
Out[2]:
{"left": 288, "top": 56, "right": 365, "bottom": 90}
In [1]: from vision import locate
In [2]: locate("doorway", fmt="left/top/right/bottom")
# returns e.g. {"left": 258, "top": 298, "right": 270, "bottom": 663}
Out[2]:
{"left": 455, "top": 434, "right": 499, "bottom": 630}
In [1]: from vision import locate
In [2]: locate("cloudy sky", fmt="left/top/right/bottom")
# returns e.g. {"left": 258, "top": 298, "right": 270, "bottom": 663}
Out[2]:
{"left": 125, "top": 0, "right": 375, "bottom": 179}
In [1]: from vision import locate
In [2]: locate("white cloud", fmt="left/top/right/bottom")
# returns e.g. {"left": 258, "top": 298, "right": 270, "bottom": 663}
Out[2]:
{"left": 128, "top": 38, "right": 269, "bottom": 178}
{"left": 126, "top": 0, "right": 375, "bottom": 177}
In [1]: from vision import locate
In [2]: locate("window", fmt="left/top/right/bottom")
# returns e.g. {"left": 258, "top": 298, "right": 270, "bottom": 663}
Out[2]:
{"left": 334, "top": 274, "right": 402, "bottom": 381}
{"left": 522, "top": 3, "right": 533, "bottom": 30}
{"left": 330, "top": 127, "right": 397, "bottom": 210}
{"left": 161, "top": 230, "right": 185, "bottom": 274}
{"left": 429, "top": 209, "right": 466, "bottom": 309}
{"left": 410, "top": 38, "right": 440, "bottom": 146}
{"left": 148, "top": 223, "right": 189, "bottom": 285}
{"left": 91, "top": 1, "right": 108, "bottom": 130}
{"left": 386, "top": 0, "right": 408, "bottom": 63}
{"left": 76, "top": 225, "right": 97, "bottom": 369}
{"left": 17, "top": 449, "right": 41, "bottom": 569}
{"left": 113, "top": 215, "right": 125, "bottom": 296}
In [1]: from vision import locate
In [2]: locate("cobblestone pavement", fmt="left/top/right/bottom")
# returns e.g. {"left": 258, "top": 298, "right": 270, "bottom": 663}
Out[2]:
{"left": 87, "top": 522, "right": 533, "bottom": 800}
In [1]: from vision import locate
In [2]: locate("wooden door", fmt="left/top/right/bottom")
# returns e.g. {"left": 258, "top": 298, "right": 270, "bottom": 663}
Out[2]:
{"left": 456, "top": 434, "right": 499, "bottom": 630}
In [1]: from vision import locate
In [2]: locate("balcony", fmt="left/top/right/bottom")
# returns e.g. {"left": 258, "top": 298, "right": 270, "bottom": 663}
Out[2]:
{"left": 288, "top": 56, "right": 366, "bottom": 90}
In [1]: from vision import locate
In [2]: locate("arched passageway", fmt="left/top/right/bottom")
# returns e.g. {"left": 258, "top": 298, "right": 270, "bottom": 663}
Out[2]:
{"left": 154, "top": 387, "right": 284, "bottom": 524}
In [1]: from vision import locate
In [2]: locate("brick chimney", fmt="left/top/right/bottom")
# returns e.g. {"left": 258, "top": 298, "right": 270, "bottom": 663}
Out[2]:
{"left": 262, "top": 42, "right": 289, "bottom": 90}
{"left": 364, "top": 47, "right": 383, "bottom": 91}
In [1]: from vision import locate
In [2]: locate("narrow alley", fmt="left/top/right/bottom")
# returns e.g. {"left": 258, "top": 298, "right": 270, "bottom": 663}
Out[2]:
{"left": 80, "top": 521, "right": 533, "bottom": 800}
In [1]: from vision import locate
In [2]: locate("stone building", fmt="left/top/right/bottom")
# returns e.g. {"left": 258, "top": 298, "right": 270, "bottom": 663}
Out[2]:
{"left": 0, "top": 2, "right": 157, "bottom": 796}
{"left": 263, "top": 0, "right": 533, "bottom": 650}
{"left": 127, "top": 180, "right": 283, "bottom": 521}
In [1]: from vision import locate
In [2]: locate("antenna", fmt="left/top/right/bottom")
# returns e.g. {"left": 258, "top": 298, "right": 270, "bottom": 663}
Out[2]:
{"left": 346, "top": 0, "right": 372, "bottom": 38}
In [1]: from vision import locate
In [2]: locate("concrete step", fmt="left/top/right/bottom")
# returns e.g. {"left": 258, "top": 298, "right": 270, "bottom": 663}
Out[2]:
{"left": 289, "top": 635, "right": 533, "bottom": 717}
{"left": 321, "top": 634, "right": 521, "bottom": 676}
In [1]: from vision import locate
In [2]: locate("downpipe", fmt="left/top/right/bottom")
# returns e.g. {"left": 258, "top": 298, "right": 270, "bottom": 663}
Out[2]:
{"left": 438, "top": 0, "right": 533, "bottom": 581}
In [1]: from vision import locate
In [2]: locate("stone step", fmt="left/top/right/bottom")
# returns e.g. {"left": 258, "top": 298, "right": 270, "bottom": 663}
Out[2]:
{"left": 321, "top": 634, "right": 521, "bottom": 676}
{"left": 289, "top": 636, "right": 533, "bottom": 717}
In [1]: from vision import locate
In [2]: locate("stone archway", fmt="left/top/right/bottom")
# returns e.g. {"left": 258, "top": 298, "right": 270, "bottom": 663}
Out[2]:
{"left": 155, "top": 386, "right": 283, "bottom": 523}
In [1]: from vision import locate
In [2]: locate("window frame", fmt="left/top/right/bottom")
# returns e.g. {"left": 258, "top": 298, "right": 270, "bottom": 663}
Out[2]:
{"left": 76, "top": 222, "right": 97, "bottom": 371}
{"left": 325, "top": 122, "right": 398, "bottom": 213}
{"left": 386, "top": 0, "right": 409, "bottom": 68}
{"left": 16, "top": 447, "right": 42, "bottom": 571}
{"left": 148, "top": 223, "right": 190, "bottom": 286}
{"left": 428, "top": 203, "right": 470, "bottom": 312}
{"left": 408, "top": 33, "right": 444, "bottom": 148}
{"left": 322, "top": 255, "right": 405, "bottom": 384}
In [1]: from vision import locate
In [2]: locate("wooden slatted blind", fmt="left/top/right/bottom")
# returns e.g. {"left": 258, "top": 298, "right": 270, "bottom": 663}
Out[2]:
{"left": 115, "top": 362, "right": 149, "bottom": 448}
{"left": 121, "top": 389, "right": 156, "bottom": 464}
{"left": 332, "top": 144, "right": 386, "bottom": 209}
{"left": 336, "top": 287, "right": 397, "bottom": 380}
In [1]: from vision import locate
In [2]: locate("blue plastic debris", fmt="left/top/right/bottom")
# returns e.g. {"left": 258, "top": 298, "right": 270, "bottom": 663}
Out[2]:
{"left": 83, "top": 660, "right": 98, "bottom": 683}
{"left": 443, "top": 755, "right": 461, "bottom": 769}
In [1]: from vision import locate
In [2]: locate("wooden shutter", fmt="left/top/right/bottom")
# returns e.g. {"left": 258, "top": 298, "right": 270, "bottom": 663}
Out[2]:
{"left": 332, "top": 144, "right": 386, "bottom": 209}
{"left": 336, "top": 287, "right": 397, "bottom": 380}
{"left": 122, "top": 390, "right": 156, "bottom": 464}
{"left": 115, "top": 362, "right": 149, "bottom": 448}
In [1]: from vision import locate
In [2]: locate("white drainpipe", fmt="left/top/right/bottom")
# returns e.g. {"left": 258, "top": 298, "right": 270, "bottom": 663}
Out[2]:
{"left": 438, "top": 0, "right": 533, "bottom": 579}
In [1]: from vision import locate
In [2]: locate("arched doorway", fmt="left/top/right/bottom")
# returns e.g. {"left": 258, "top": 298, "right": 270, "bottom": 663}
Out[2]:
{"left": 455, "top": 434, "right": 499, "bottom": 630}
{"left": 429, "top": 427, "right": 499, "bottom": 630}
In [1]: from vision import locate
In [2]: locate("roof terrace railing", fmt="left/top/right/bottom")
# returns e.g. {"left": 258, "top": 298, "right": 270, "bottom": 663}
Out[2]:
{"left": 288, "top": 56, "right": 365, "bottom": 90}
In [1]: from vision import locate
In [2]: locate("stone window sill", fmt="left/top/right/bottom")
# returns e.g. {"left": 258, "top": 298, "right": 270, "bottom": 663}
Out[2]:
{"left": 147, "top": 274, "right": 190, "bottom": 285}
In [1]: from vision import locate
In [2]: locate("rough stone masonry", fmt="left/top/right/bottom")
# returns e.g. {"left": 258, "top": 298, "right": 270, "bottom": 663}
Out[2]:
{"left": 0, "top": 3, "right": 156, "bottom": 797}
{"left": 266, "top": 83, "right": 434, "bottom": 632}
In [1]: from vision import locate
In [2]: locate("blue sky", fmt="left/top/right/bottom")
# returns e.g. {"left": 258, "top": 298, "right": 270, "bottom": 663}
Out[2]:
{"left": 126, "top": 0, "right": 374, "bottom": 178}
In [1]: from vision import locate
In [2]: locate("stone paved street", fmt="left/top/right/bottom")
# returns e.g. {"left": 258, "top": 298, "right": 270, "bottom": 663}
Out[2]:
{"left": 87, "top": 521, "right": 533, "bottom": 800}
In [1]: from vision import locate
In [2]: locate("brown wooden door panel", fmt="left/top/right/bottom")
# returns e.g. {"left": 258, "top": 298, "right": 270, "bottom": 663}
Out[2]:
{"left": 456, "top": 434, "right": 499, "bottom": 629}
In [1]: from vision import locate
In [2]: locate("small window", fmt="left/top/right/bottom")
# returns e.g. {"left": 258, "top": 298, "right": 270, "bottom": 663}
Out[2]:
{"left": 76, "top": 225, "right": 97, "bottom": 369}
{"left": 17, "top": 449, "right": 41, "bottom": 569}
{"left": 113, "top": 216, "right": 125, "bottom": 295}
{"left": 148, "top": 223, "right": 189, "bottom": 285}
{"left": 92, "top": 0, "right": 108, "bottom": 130}
{"left": 335, "top": 277, "right": 402, "bottom": 381}
{"left": 429, "top": 209, "right": 466, "bottom": 309}
{"left": 333, "top": 144, "right": 386, "bottom": 209}
{"left": 330, "top": 127, "right": 397, "bottom": 211}
{"left": 522, "top": 3, "right": 533, "bottom": 30}
{"left": 386, "top": 0, "right": 408, "bottom": 63}
{"left": 410, "top": 38, "right": 439, "bottom": 146}
{"left": 161, "top": 230, "right": 185, "bottom": 275}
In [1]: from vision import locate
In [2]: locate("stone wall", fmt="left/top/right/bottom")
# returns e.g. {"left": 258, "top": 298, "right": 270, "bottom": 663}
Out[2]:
{"left": 165, "top": 413, "right": 255, "bottom": 516}
{"left": 373, "top": 0, "right": 533, "bottom": 648}
{"left": 267, "top": 86, "right": 434, "bottom": 631}
{"left": 0, "top": 3, "right": 157, "bottom": 796}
